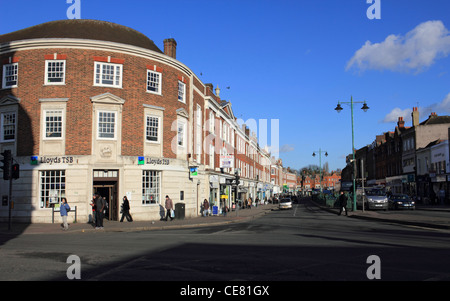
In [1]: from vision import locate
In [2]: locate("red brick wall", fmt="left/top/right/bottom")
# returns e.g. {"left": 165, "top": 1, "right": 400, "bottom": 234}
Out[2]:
{"left": 0, "top": 45, "right": 194, "bottom": 158}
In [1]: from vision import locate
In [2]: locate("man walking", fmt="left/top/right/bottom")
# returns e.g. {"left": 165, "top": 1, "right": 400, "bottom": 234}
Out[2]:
{"left": 164, "top": 195, "right": 174, "bottom": 221}
{"left": 338, "top": 191, "right": 348, "bottom": 216}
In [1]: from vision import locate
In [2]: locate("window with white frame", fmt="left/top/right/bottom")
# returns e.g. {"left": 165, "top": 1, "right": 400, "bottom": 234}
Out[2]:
{"left": 1, "top": 112, "right": 16, "bottom": 141}
{"left": 94, "top": 62, "right": 122, "bottom": 88}
{"left": 98, "top": 111, "right": 116, "bottom": 139}
{"left": 45, "top": 60, "right": 65, "bottom": 84}
{"left": 209, "top": 111, "right": 214, "bottom": 133}
{"left": 44, "top": 110, "right": 63, "bottom": 138}
{"left": 147, "top": 70, "right": 162, "bottom": 94}
{"left": 210, "top": 144, "right": 215, "bottom": 169}
{"left": 40, "top": 170, "right": 66, "bottom": 208}
{"left": 2, "top": 63, "right": 18, "bottom": 89}
{"left": 146, "top": 115, "right": 159, "bottom": 142}
{"left": 196, "top": 105, "right": 202, "bottom": 162}
{"left": 177, "top": 81, "right": 186, "bottom": 103}
{"left": 177, "top": 120, "right": 185, "bottom": 147}
{"left": 223, "top": 123, "right": 227, "bottom": 143}
{"left": 142, "top": 170, "right": 160, "bottom": 205}
{"left": 231, "top": 129, "right": 234, "bottom": 147}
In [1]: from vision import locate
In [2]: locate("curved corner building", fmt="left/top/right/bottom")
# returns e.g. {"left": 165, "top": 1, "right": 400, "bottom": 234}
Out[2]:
{"left": 0, "top": 19, "right": 220, "bottom": 223}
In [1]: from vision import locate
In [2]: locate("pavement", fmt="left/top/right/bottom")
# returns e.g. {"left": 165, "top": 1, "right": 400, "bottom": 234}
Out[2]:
{"left": 311, "top": 200, "right": 450, "bottom": 230}
{"left": 1, "top": 200, "right": 449, "bottom": 235}
{"left": 0, "top": 204, "right": 278, "bottom": 235}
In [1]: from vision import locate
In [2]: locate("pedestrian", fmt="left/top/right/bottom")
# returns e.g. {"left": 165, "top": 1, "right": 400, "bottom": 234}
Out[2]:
{"left": 120, "top": 196, "right": 133, "bottom": 222}
{"left": 203, "top": 199, "right": 210, "bottom": 217}
{"left": 94, "top": 193, "right": 105, "bottom": 229}
{"left": 223, "top": 203, "right": 228, "bottom": 217}
{"left": 338, "top": 191, "right": 348, "bottom": 216}
{"left": 59, "top": 197, "right": 70, "bottom": 231}
{"left": 164, "top": 195, "right": 174, "bottom": 221}
{"left": 90, "top": 198, "right": 96, "bottom": 225}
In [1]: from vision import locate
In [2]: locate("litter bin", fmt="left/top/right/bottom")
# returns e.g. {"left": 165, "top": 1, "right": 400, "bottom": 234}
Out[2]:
{"left": 175, "top": 202, "right": 185, "bottom": 220}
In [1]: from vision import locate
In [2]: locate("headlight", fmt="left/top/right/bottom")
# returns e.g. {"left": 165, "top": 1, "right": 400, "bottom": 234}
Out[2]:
{"left": 397, "top": 202, "right": 403, "bottom": 205}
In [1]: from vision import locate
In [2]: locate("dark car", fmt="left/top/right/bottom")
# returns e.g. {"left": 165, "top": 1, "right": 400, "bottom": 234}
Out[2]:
{"left": 388, "top": 194, "right": 415, "bottom": 210}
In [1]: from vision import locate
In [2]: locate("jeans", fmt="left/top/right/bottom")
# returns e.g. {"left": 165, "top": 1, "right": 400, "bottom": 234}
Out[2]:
{"left": 165, "top": 209, "right": 173, "bottom": 221}
{"left": 95, "top": 211, "right": 104, "bottom": 227}
{"left": 120, "top": 210, "right": 133, "bottom": 222}
{"left": 61, "top": 215, "right": 68, "bottom": 230}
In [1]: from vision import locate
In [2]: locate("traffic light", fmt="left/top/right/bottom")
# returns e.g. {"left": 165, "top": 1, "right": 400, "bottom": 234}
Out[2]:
{"left": 12, "top": 163, "right": 20, "bottom": 179}
{"left": 235, "top": 174, "right": 240, "bottom": 186}
{"left": 1, "top": 150, "right": 11, "bottom": 180}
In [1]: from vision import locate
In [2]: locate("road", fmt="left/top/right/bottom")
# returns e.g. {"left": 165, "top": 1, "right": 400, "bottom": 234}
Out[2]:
{"left": 0, "top": 198, "right": 449, "bottom": 284}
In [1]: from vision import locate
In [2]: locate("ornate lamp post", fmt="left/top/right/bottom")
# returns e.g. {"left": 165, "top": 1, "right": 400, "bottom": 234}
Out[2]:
{"left": 335, "top": 96, "right": 369, "bottom": 211}
{"left": 312, "top": 148, "right": 328, "bottom": 192}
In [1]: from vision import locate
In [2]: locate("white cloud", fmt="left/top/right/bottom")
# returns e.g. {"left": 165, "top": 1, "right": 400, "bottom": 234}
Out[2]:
{"left": 347, "top": 20, "right": 450, "bottom": 73}
{"left": 382, "top": 107, "right": 413, "bottom": 123}
{"left": 382, "top": 93, "right": 450, "bottom": 123}
{"left": 436, "top": 92, "right": 450, "bottom": 112}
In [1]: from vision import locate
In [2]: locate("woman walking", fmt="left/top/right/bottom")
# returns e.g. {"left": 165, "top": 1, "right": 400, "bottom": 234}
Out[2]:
{"left": 120, "top": 196, "right": 133, "bottom": 222}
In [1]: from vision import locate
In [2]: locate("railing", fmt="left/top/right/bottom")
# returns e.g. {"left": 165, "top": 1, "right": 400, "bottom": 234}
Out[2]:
{"left": 52, "top": 206, "right": 77, "bottom": 223}
{"left": 312, "top": 193, "right": 352, "bottom": 209}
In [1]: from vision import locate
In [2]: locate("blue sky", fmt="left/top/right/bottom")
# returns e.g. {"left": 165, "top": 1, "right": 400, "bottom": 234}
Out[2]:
{"left": 1, "top": 0, "right": 450, "bottom": 172}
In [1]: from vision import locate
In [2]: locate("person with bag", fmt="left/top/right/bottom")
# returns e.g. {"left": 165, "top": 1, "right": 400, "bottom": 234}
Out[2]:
{"left": 223, "top": 203, "right": 228, "bottom": 217}
{"left": 203, "top": 199, "right": 210, "bottom": 217}
{"left": 164, "top": 195, "right": 174, "bottom": 221}
{"left": 90, "top": 198, "right": 96, "bottom": 225}
{"left": 59, "top": 197, "right": 71, "bottom": 231}
{"left": 120, "top": 196, "right": 133, "bottom": 222}
{"left": 338, "top": 190, "right": 348, "bottom": 216}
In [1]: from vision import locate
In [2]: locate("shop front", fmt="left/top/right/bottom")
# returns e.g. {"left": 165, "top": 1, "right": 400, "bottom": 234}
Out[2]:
{"left": 386, "top": 175, "right": 404, "bottom": 194}
{"left": 1, "top": 154, "right": 206, "bottom": 223}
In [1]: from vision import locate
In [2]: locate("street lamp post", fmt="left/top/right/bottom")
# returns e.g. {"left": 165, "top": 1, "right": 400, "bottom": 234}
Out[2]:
{"left": 312, "top": 148, "right": 328, "bottom": 192}
{"left": 335, "top": 96, "right": 369, "bottom": 211}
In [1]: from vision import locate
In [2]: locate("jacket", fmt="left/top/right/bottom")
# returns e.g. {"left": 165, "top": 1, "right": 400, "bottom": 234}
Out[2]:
{"left": 339, "top": 194, "right": 348, "bottom": 207}
{"left": 122, "top": 199, "right": 130, "bottom": 211}
{"left": 60, "top": 203, "right": 70, "bottom": 216}
{"left": 165, "top": 198, "right": 173, "bottom": 210}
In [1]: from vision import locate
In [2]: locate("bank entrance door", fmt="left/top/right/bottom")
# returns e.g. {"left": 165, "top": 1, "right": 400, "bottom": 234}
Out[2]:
{"left": 93, "top": 170, "right": 119, "bottom": 221}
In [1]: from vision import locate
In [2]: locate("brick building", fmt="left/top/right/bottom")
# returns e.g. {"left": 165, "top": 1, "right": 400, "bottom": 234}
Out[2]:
{"left": 0, "top": 20, "right": 273, "bottom": 223}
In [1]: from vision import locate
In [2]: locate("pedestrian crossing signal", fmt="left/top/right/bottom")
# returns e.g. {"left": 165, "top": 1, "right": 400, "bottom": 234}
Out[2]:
{"left": 12, "top": 163, "right": 19, "bottom": 179}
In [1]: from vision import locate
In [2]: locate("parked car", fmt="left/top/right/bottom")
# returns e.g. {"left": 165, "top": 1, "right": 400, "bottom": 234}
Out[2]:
{"left": 388, "top": 194, "right": 415, "bottom": 210}
{"left": 279, "top": 198, "right": 293, "bottom": 210}
{"left": 363, "top": 187, "right": 388, "bottom": 210}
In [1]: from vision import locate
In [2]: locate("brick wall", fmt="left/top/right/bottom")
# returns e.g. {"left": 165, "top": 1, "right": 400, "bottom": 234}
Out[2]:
{"left": 0, "top": 46, "right": 194, "bottom": 158}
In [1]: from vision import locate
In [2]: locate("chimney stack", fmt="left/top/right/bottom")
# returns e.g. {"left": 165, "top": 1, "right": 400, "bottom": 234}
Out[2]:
{"left": 411, "top": 107, "right": 419, "bottom": 127}
{"left": 397, "top": 116, "right": 405, "bottom": 128}
{"left": 163, "top": 38, "right": 177, "bottom": 59}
